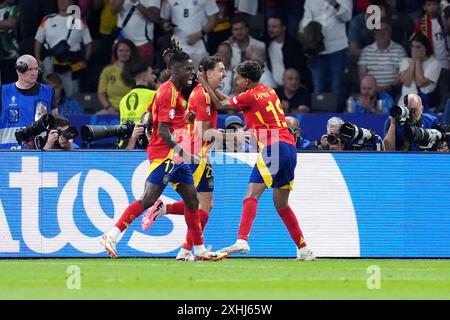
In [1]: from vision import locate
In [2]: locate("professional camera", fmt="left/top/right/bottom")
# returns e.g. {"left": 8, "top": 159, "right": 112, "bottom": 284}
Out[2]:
{"left": 405, "top": 123, "right": 450, "bottom": 149}
{"left": 34, "top": 126, "right": 79, "bottom": 150}
{"left": 15, "top": 114, "right": 57, "bottom": 144}
{"left": 81, "top": 119, "right": 136, "bottom": 143}
{"left": 326, "top": 133, "right": 341, "bottom": 145}
{"left": 390, "top": 105, "right": 410, "bottom": 124}
{"left": 339, "top": 122, "right": 377, "bottom": 149}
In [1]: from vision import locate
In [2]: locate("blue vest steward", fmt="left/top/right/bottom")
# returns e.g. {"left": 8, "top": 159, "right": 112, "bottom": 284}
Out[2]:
{"left": 0, "top": 83, "right": 53, "bottom": 149}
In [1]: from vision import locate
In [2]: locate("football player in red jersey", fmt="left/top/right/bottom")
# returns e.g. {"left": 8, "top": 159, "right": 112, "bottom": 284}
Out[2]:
{"left": 198, "top": 60, "right": 315, "bottom": 261}
{"left": 141, "top": 55, "right": 229, "bottom": 261}
{"left": 101, "top": 42, "right": 227, "bottom": 262}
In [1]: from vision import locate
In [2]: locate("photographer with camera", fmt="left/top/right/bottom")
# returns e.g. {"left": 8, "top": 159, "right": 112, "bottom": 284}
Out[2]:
{"left": 384, "top": 94, "right": 438, "bottom": 151}
{"left": 41, "top": 114, "right": 78, "bottom": 151}
{"left": 0, "top": 54, "right": 58, "bottom": 149}
{"left": 125, "top": 111, "right": 151, "bottom": 150}
{"left": 285, "top": 116, "right": 316, "bottom": 151}
{"left": 318, "top": 117, "right": 346, "bottom": 151}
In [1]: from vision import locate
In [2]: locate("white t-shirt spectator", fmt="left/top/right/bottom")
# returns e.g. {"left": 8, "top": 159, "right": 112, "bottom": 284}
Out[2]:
{"left": 229, "top": 36, "right": 265, "bottom": 69}
{"left": 35, "top": 14, "right": 92, "bottom": 52}
{"left": 358, "top": 41, "right": 407, "bottom": 87}
{"left": 399, "top": 56, "right": 442, "bottom": 103}
{"left": 118, "top": 0, "right": 160, "bottom": 46}
{"left": 300, "top": 0, "right": 352, "bottom": 55}
{"left": 431, "top": 18, "right": 449, "bottom": 69}
{"left": 268, "top": 41, "right": 284, "bottom": 87}
{"left": 161, "top": 0, "right": 219, "bottom": 64}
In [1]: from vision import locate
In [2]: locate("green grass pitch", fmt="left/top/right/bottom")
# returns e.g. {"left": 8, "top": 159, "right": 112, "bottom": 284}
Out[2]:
{"left": 0, "top": 258, "right": 449, "bottom": 300}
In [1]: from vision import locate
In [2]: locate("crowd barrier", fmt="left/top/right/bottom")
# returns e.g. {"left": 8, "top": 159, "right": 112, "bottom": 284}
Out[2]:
{"left": 1, "top": 151, "right": 449, "bottom": 258}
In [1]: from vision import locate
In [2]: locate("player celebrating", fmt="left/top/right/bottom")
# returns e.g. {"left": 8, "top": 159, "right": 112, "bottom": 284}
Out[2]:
{"left": 141, "top": 55, "right": 227, "bottom": 261}
{"left": 198, "top": 60, "right": 315, "bottom": 261}
{"left": 100, "top": 41, "right": 227, "bottom": 262}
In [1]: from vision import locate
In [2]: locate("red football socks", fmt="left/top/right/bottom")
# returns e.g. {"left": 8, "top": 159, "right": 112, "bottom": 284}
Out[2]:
{"left": 183, "top": 209, "right": 204, "bottom": 246}
{"left": 183, "top": 209, "right": 209, "bottom": 251}
{"left": 277, "top": 206, "right": 307, "bottom": 249}
{"left": 237, "top": 197, "right": 258, "bottom": 241}
{"left": 166, "top": 201, "right": 185, "bottom": 215}
{"left": 115, "top": 201, "right": 144, "bottom": 232}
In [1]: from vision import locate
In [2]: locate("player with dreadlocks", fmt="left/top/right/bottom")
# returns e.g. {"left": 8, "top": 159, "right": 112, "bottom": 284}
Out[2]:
{"left": 141, "top": 55, "right": 228, "bottom": 261}
{"left": 101, "top": 37, "right": 228, "bottom": 262}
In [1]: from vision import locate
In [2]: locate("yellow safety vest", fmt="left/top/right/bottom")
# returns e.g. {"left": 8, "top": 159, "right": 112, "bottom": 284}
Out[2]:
{"left": 119, "top": 86, "right": 156, "bottom": 124}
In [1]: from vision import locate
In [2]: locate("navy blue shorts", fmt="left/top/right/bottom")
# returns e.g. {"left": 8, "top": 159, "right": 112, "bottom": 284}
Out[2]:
{"left": 190, "top": 161, "right": 214, "bottom": 193}
{"left": 146, "top": 158, "right": 194, "bottom": 188}
{"left": 249, "top": 142, "right": 297, "bottom": 190}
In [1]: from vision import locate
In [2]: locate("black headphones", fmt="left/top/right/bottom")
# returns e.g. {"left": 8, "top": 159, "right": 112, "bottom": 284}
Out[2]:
{"left": 15, "top": 61, "right": 29, "bottom": 73}
{"left": 404, "top": 94, "right": 409, "bottom": 107}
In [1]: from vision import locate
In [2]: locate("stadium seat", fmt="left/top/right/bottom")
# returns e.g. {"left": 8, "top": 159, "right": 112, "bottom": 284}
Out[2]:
{"left": 72, "top": 92, "right": 102, "bottom": 114}
{"left": 311, "top": 92, "right": 339, "bottom": 113}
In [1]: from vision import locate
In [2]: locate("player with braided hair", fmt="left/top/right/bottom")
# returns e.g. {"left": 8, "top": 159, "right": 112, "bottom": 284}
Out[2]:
{"left": 141, "top": 54, "right": 228, "bottom": 261}
{"left": 101, "top": 38, "right": 227, "bottom": 262}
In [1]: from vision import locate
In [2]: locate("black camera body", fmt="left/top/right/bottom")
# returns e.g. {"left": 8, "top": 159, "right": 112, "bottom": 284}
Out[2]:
{"left": 81, "top": 119, "right": 149, "bottom": 148}
{"left": 15, "top": 114, "right": 57, "bottom": 144}
{"left": 326, "top": 133, "right": 340, "bottom": 145}
{"left": 34, "top": 126, "right": 78, "bottom": 150}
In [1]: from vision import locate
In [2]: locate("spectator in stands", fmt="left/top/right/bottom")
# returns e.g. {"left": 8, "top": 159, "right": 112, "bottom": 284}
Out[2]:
{"left": 227, "top": 15, "right": 265, "bottom": 69}
{"left": 0, "top": 0, "right": 20, "bottom": 84}
{"left": 93, "top": 0, "right": 118, "bottom": 67}
{"left": 286, "top": 116, "right": 316, "bottom": 151}
{"left": 384, "top": 93, "right": 438, "bottom": 151}
{"left": 111, "top": 0, "right": 160, "bottom": 65}
{"left": 216, "top": 41, "right": 234, "bottom": 97}
{"left": 300, "top": 0, "right": 352, "bottom": 104}
{"left": 42, "top": 114, "right": 79, "bottom": 150}
{"left": 244, "top": 45, "right": 277, "bottom": 89}
{"left": 160, "top": 0, "right": 219, "bottom": 66}
{"left": 266, "top": 15, "right": 313, "bottom": 93}
{"left": 317, "top": 116, "right": 346, "bottom": 151}
{"left": 17, "top": 0, "right": 57, "bottom": 56}
{"left": 44, "top": 73, "right": 85, "bottom": 115}
{"left": 34, "top": 0, "right": 93, "bottom": 97}
{"left": 358, "top": 18, "right": 407, "bottom": 98}
{"left": 346, "top": 75, "right": 394, "bottom": 114}
{"left": 97, "top": 38, "right": 140, "bottom": 114}
{"left": 207, "top": 0, "right": 233, "bottom": 54}
{"left": 275, "top": 68, "right": 311, "bottom": 114}
{"left": 415, "top": 0, "right": 449, "bottom": 69}
{"left": 399, "top": 32, "right": 442, "bottom": 112}
{"left": 348, "top": 0, "right": 390, "bottom": 59}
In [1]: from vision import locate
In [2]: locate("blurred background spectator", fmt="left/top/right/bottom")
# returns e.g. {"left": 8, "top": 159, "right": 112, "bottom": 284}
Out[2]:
{"left": 44, "top": 72, "right": 85, "bottom": 115}
{"left": 216, "top": 41, "right": 234, "bottom": 97}
{"left": 275, "top": 68, "right": 311, "bottom": 114}
{"left": 97, "top": 38, "right": 140, "bottom": 114}
{"left": 0, "top": 0, "right": 20, "bottom": 84}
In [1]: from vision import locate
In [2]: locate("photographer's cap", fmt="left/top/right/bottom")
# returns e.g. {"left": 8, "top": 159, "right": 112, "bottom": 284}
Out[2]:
{"left": 225, "top": 115, "right": 245, "bottom": 130}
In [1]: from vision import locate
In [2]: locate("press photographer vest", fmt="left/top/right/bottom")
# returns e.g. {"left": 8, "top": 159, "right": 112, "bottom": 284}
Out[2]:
{"left": 117, "top": 86, "right": 155, "bottom": 149}
{"left": 0, "top": 83, "right": 53, "bottom": 149}
{"left": 119, "top": 86, "right": 156, "bottom": 124}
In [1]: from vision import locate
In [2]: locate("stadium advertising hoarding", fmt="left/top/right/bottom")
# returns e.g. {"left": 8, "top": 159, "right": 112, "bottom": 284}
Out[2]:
{"left": 0, "top": 151, "right": 449, "bottom": 258}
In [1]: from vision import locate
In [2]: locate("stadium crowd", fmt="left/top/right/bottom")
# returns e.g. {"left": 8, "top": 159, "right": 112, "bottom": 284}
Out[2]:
{"left": 1, "top": 0, "right": 450, "bottom": 152}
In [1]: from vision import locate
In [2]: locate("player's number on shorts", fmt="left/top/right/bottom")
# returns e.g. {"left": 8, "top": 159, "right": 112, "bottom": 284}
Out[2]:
{"left": 164, "top": 159, "right": 175, "bottom": 174}
{"left": 258, "top": 99, "right": 287, "bottom": 128}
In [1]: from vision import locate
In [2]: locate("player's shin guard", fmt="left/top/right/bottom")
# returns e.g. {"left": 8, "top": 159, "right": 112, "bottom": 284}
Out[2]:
{"left": 183, "top": 209, "right": 209, "bottom": 251}
{"left": 184, "top": 209, "right": 204, "bottom": 245}
{"left": 115, "top": 201, "right": 144, "bottom": 232}
{"left": 277, "top": 206, "right": 307, "bottom": 249}
{"left": 237, "top": 197, "right": 258, "bottom": 241}
{"left": 167, "top": 201, "right": 185, "bottom": 215}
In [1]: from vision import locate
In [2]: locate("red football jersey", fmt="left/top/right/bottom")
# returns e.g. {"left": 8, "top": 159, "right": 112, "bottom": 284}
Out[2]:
{"left": 147, "top": 80, "right": 188, "bottom": 161}
{"left": 229, "top": 84, "right": 295, "bottom": 147}
{"left": 187, "top": 83, "right": 218, "bottom": 156}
